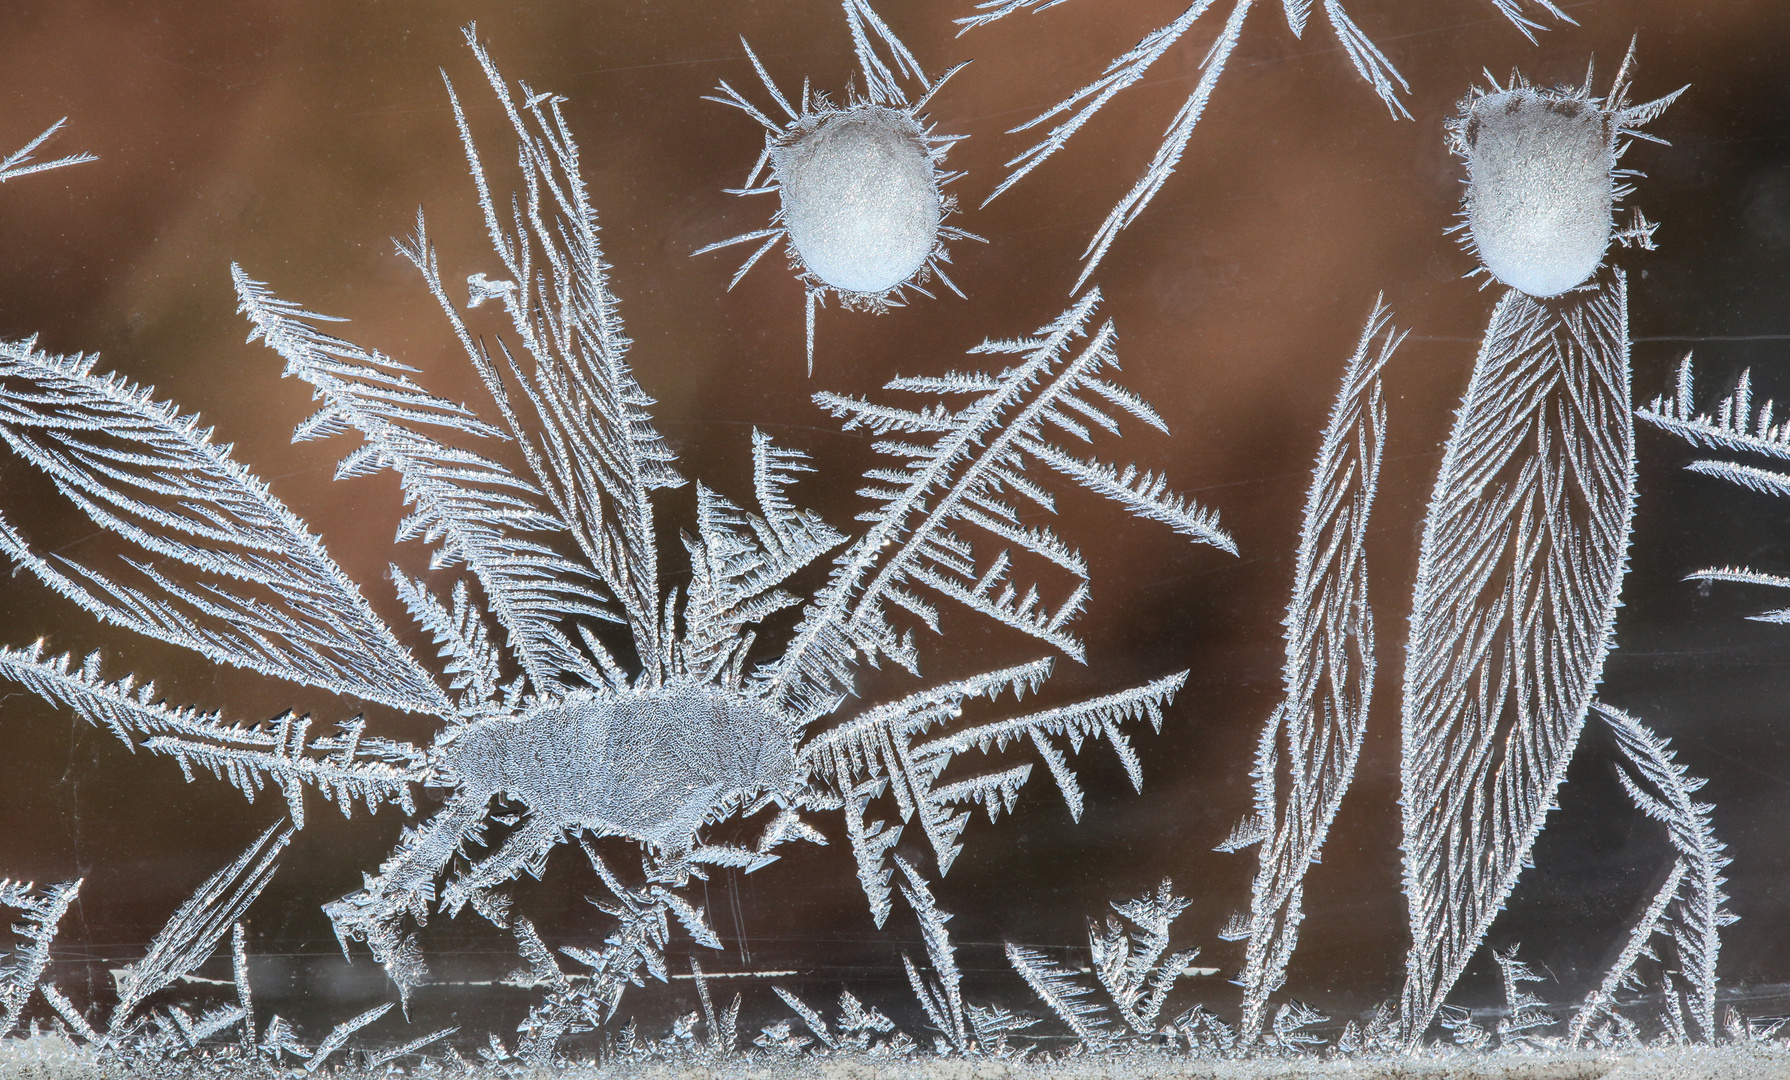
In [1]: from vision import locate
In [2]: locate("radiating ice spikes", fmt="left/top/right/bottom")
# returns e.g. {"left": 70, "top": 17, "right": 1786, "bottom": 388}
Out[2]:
{"left": 699, "top": 14, "right": 978, "bottom": 371}
{"left": 962, "top": 0, "right": 1563, "bottom": 289}
{"left": 1448, "top": 42, "right": 1684, "bottom": 297}
{"left": 1, "top": 30, "right": 1218, "bottom": 1017}
{"left": 1235, "top": 298, "right": 1399, "bottom": 1045}
{"left": 0, "top": 118, "right": 95, "bottom": 184}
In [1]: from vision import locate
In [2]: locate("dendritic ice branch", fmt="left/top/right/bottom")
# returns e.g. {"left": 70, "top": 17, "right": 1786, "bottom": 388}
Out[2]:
{"left": 0, "top": 338, "right": 450, "bottom": 716}
{"left": 958, "top": 0, "right": 1567, "bottom": 289}
{"left": 1638, "top": 356, "right": 1790, "bottom": 622}
{"left": 1006, "top": 879, "right": 1202, "bottom": 1048}
{"left": 0, "top": 118, "right": 95, "bottom": 184}
{"left": 0, "top": 28, "right": 1230, "bottom": 1028}
{"left": 1227, "top": 298, "right": 1401, "bottom": 1044}
{"left": 1400, "top": 277, "right": 1634, "bottom": 1045}
{"left": 0, "top": 878, "right": 80, "bottom": 1036}
{"left": 1587, "top": 702, "right": 1734, "bottom": 1044}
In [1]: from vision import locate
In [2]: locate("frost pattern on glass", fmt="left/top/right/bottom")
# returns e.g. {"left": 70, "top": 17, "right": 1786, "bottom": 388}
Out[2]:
{"left": 1, "top": 826, "right": 457, "bottom": 1068}
{"left": 1397, "top": 53, "right": 1681, "bottom": 1044}
{"left": 699, "top": 5, "right": 978, "bottom": 371}
{"left": 1450, "top": 50, "right": 1686, "bottom": 298}
{"left": 1222, "top": 299, "right": 1401, "bottom": 1044}
{"left": 0, "top": 28, "right": 1230, "bottom": 1049}
{"left": 1399, "top": 278, "right": 1633, "bottom": 1046}
{"left": 1639, "top": 356, "right": 1790, "bottom": 620}
{"left": 1571, "top": 703, "right": 1732, "bottom": 1046}
{"left": 0, "top": 119, "right": 94, "bottom": 185}
{"left": 959, "top": 0, "right": 1568, "bottom": 290}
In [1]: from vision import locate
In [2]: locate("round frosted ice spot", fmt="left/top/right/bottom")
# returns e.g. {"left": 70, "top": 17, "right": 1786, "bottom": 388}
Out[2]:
{"left": 774, "top": 106, "right": 941, "bottom": 296}
{"left": 1465, "top": 90, "right": 1613, "bottom": 298}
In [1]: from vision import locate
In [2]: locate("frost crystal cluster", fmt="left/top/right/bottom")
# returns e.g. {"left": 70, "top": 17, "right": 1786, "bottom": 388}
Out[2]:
{"left": 1452, "top": 59, "right": 1684, "bottom": 296}
{"left": 0, "top": 19, "right": 1232, "bottom": 1061}
{"left": 0, "top": 0, "right": 1766, "bottom": 1073}
{"left": 701, "top": 0, "right": 977, "bottom": 370}
{"left": 961, "top": 0, "right": 1572, "bottom": 288}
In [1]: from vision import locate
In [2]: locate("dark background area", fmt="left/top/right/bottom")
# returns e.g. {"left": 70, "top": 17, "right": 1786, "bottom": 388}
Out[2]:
{"left": 0, "top": 0, "right": 1787, "bottom": 1049}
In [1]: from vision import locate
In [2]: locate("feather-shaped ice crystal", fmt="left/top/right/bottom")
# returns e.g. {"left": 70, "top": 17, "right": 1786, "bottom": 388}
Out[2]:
{"left": 777, "top": 106, "right": 942, "bottom": 295}
{"left": 1463, "top": 90, "right": 1612, "bottom": 297}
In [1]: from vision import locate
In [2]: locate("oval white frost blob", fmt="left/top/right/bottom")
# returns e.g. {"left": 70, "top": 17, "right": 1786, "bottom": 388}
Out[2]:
{"left": 1448, "top": 51, "right": 1685, "bottom": 299}
{"left": 700, "top": 38, "right": 977, "bottom": 372}
{"left": 1464, "top": 91, "right": 1612, "bottom": 297}
{"left": 774, "top": 106, "right": 941, "bottom": 295}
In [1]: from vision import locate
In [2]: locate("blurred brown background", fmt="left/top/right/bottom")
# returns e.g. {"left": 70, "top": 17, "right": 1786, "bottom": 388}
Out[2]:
{"left": 0, "top": 0, "right": 1787, "bottom": 1044}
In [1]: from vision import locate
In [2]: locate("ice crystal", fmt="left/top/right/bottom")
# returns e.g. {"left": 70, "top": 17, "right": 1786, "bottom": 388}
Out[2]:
{"left": 1638, "top": 357, "right": 1790, "bottom": 622}
{"left": 1395, "top": 53, "right": 1685, "bottom": 1045}
{"left": 1228, "top": 299, "right": 1401, "bottom": 1044}
{"left": 1400, "top": 270, "right": 1633, "bottom": 1047}
{"left": 0, "top": 27, "right": 1230, "bottom": 1042}
{"left": 1449, "top": 46, "right": 1687, "bottom": 297}
{"left": 960, "top": 0, "right": 1570, "bottom": 290}
{"left": 1006, "top": 879, "right": 1203, "bottom": 1049}
{"left": 0, "top": 118, "right": 94, "bottom": 185}
{"left": 700, "top": 2, "right": 978, "bottom": 371}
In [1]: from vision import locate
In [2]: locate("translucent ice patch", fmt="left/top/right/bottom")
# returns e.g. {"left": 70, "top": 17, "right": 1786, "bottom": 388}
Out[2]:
{"left": 1464, "top": 90, "right": 1613, "bottom": 297}
{"left": 446, "top": 685, "right": 799, "bottom": 854}
{"left": 774, "top": 106, "right": 942, "bottom": 296}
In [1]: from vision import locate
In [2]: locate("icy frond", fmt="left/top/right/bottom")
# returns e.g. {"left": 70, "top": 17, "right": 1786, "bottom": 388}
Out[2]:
{"left": 0, "top": 118, "right": 95, "bottom": 184}
{"left": 1569, "top": 859, "right": 1682, "bottom": 1047}
{"left": 1637, "top": 358, "right": 1790, "bottom": 461}
{"left": 513, "top": 847, "right": 722, "bottom": 1062}
{"left": 1597, "top": 702, "right": 1734, "bottom": 1041}
{"left": 773, "top": 288, "right": 1230, "bottom": 719}
{"left": 304, "top": 1002, "right": 393, "bottom": 1073}
{"left": 0, "top": 338, "right": 448, "bottom": 716}
{"left": 964, "top": 0, "right": 1571, "bottom": 286}
{"left": 911, "top": 671, "right": 1187, "bottom": 824}
{"left": 842, "top": 0, "right": 930, "bottom": 105}
{"left": 895, "top": 857, "right": 967, "bottom": 1051}
{"left": 773, "top": 987, "right": 838, "bottom": 1051}
{"left": 110, "top": 822, "right": 291, "bottom": 1034}
{"left": 841, "top": 779, "right": 904, "bottom": 926}
{"left": 1268, "top": 1000, "right": 1328, "bottom": 1051}
{"left": 1237, "top": 299, "right": 1398, "bottom": 1043}
{"left": 1065, "top": 0, "right": 1255, "bottom": 293}
{"left": 236, "top": 269, "right": 617, "bottom": 698}
{"left": 1492, "top": 945, "right": 1554, "bottom": 1046}
{"left": 366, "top": 1025, "right": 458, "bottom": 1068}
{"left": 0, "top": 879, "right": 80, "bottom": 1036}
{"left": 1637, "top": 357, "right": 1790, "bottom": 621}
{"left": 678, "top": 433, "right": 845, "bottom": 684}
{"left": 1005, "top": 943, "right": 1111, "bottom": 1049}
{"left": 1400, "top": 278, "right": 1634, "bottom": 1045}
{"left": 1091, "top": 879, "right": 1199, "bottom": 1035}
{"left": 0, "top": 644, "right": 426, "bottom": 828}
{"left": 444, "top": 25, "right": 684, "bottom": 668}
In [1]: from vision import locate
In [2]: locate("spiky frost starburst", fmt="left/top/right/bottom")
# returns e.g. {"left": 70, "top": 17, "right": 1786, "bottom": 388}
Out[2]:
{"left": 699, "top": 2, "right": 980, "bottom": 372}
{"left": 961, "top": 0, "right": 1573, "bottom": 291}
{"left": 0, "top": 27, "right": 1232, "bottom": 1037}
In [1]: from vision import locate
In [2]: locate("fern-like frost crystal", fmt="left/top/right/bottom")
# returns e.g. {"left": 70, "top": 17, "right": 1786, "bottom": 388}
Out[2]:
{"left": 0, "top": 27, "right": 1232, "bottom": 1041}
{"left": 1229, "top": 299, "right": 1400, "bottom": 1043}
{"left": 959, "top": 0, "right": 1570, "bottom": 289}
